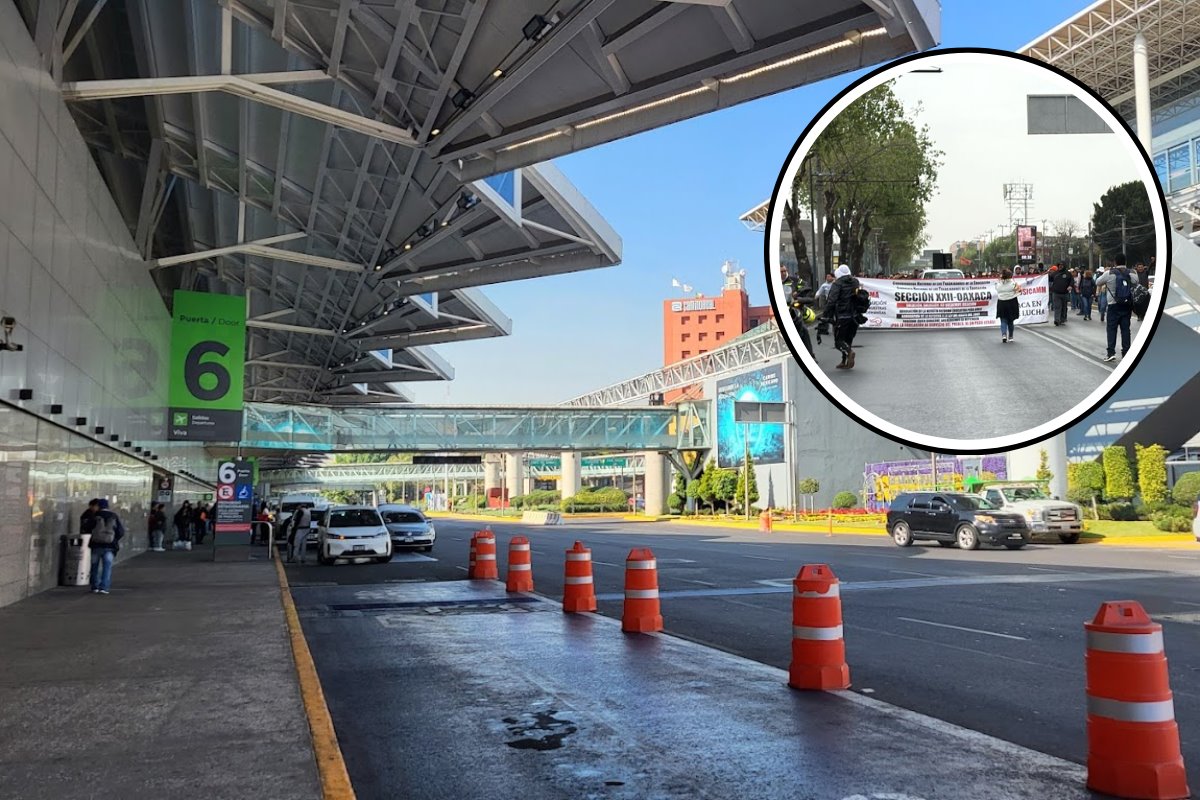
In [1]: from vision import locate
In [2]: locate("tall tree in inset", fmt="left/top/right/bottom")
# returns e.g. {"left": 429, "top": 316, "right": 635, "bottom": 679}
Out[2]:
{"left": 794, "top": 83, "right": 941, "bottom": 274}
{"left": 1091, "top": 181, "right": 1155, "bottom": 265}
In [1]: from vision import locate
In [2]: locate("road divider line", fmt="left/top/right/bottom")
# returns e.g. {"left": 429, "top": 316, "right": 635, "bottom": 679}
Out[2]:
{"left": 1023, "top": 325, "right": 1116, "bottom": 371}
{"left": 454, "top": 565, "right": 468, "bottom": 572}
{"left": 592, "top": 560, "right": 623, "bottom": 567}
{"left": 898, "top": 616, "right": 1027, "bottom": 641}
{"left": 743, "top": 555, "right": 784, "bottom": 562}
{"left": 273, "top": 557, "right": 357, "bottom": 800}
{"left": 678, "top": 578, "right": 719, "bottom": 587}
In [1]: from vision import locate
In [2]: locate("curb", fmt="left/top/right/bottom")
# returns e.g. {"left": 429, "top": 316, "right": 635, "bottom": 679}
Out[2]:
{"left": 274, "top": 555, "right": 357, "bottom": 800}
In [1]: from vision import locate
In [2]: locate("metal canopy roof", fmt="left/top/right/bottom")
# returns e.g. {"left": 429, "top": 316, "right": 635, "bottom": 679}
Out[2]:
{"left": 20, "top": 0, "right": 938, "bottom": 407}
{"left": 1020, "top": 0, "right": 1200, "bottom": 126}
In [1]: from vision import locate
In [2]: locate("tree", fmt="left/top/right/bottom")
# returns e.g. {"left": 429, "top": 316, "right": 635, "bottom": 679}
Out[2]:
{"left": 797, "top": 83, "right": 941, "bottom": 274}
{"left": 797, "top": 478, "right": 820, "bottom": 512}
{"left": 1067, "top": 462, "right": 1105, "bottom": 506}
{"left": 1172, "top": 472, "right": 1200, "bottom": 506}
{"left": 1035, "top": 449, "right": 1052, "bottom": 484}
{"left": 1091, "top": 180, "right": 1155, "bottom": 265}
{"left": 685, "top": 479, "right": 701, "bottom": 515}
{"left": 697, "top": 461, "right": 717, "bottom": 514}
{"left": 735, "top": 453, "right": 760, "bottom": 511}
{"left": 1135, "top": 443, "right": 1169, "bottom": 505}
{"left": 1102, "top": 446, "right": 1136, "bottom": 501}
{"left": 713, "top": 468, "right": 739, "bottom": 513}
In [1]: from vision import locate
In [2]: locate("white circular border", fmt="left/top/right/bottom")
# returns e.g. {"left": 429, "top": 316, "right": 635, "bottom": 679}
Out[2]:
{"left": 767, "top": 49, "right": 1171, "bottom": 454}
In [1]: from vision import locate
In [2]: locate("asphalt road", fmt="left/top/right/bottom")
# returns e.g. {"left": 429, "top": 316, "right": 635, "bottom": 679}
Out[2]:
{"left": 818, "top": 320, "right": 1122, "bottom": 439}
{"left": 288, "top": 519, "right": 1200, "bottom": 786}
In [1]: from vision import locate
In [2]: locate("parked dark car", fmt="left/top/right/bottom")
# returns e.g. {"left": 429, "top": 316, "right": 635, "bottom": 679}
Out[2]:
{"left": 886, "top": 491, "right": 1031, "bottom": 550}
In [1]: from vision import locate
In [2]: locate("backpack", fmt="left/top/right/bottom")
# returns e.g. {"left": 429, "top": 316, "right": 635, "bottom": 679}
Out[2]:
{"left": 1112, "top": 269, "right": 1133, "bottom": 306}
{"left": 91, "top": 514, "right": 117, "bottom": 546}
{"left": 1132, "top": 284, "right": 1151, "bottom": 320}
{"left": 851, "top": 289, "right": 871, "bottom": 314}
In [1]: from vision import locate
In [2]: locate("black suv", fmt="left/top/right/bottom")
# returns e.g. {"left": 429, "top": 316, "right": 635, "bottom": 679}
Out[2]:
{"left": 886, "top": 492, "right": 1031, "bottom": 550}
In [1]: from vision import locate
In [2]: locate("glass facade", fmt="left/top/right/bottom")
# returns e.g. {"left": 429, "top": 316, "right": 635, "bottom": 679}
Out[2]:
{"left": 1153, "top": 136, "right": 1200, "bottom": 194}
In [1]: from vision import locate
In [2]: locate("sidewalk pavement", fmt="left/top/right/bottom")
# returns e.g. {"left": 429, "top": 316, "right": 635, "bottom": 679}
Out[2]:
{"left": 0, "top": 543, "right": 322, "bottom": 800}
{"left": 295, "top": 579, "right": 1095, "bottom": 800}
{"left": 1025, "top": 304, "right": 1143, "bottom": 362}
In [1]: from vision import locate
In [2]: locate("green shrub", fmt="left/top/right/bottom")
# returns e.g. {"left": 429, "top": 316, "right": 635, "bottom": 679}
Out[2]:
{"left": 453, "top": 494, "right": 487, "bottom": 510}
{"left": 797, "top": 478, "right": 820, "bottom": 495}
{"left": 1097, "top": 501, "right": 1138, "bottom": 521}
{"left": 832, "top": 491, "right": 858, "bottom": 510}
{"left": 1171, "top": 471, "right": 1200, "bottom": 506}
{"left": 1140, "top": 500, "right": 1191, "bottom": 517}
{"left": 1102, "top": 446, "right": 1135, "bottom": 501}
{"left": 667, "top": 492, "right": 684, "bottom": 514}
{"left": 1135, "top": 444, "right": 1169, "bottom": 504}
{"left": 1152, "top": 511, "right": 1192, "bottom": 532}
{"left": 1067, "top": 462, "right": 1105, "bottom": 504}
{"left": 561, "top": 486, "right": 629, "bottom": 513}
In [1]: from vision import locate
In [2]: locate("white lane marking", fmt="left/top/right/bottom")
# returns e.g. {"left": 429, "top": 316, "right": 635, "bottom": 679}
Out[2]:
{"left": 889, "top": 569, "right": 940, "bottom": 577}
{"left": 1168, "top": 555, "right": 1199, "bottom": 560}
{"left": 743, "top": 555, "right": 784, "bottom": 562}
{"left": 1175, "top": 600, "right": 1200, "bottom": 607}
{"left": 677, "top": 578, "right": 719, "bottom": 587}
{"left": 898, "top": 616, "right": 1028, "bottom": 641}
{"left": 532, "top": 550, "right": 547, "bottom": 555}
{"left": 1022, "top": 325, "right": 1115, "bottom": 371}
{"left": 721, "top": 596, "right": 788, "bottom": 614}
{"left": 1026, "top": 566, "right": 1071, "bottom": 572}
{"left": 592, "top": 561, "right": 623, "bottom": 567}
{"left": 1154, "top": 612, "right": 1200, "bottom": 624}
{"left": 455, "top": 566, "right": 468, "bottom": 572}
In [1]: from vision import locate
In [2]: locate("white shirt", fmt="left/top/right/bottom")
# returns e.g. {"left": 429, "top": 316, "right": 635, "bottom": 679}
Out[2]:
{"left": 995, "top": 279, "right": 1019, "bottom": 301}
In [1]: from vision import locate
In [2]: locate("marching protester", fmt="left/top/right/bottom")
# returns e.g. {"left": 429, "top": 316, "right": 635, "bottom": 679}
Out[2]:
{"left": 1079, "top": 269, "right": 1096, "bottom": 321}
{"left": 1049, "top": 265, "right": 1073, "bottom": 326}
{"left": 1096, "top": 254, "right": 1139, "bottom": 363}
{"left": 995, "top": 268, "right": 1020, "bottom": 343}
{"left": 823, "top": 265, "right": 865, "bottom": 370}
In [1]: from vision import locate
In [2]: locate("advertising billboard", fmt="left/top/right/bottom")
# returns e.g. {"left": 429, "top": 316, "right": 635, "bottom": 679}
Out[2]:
{"left": 1016, "top": 225, "right": 1037, "bottom": 265}
{"left": 716, "top": 366, "right": 786, "bottom": 469}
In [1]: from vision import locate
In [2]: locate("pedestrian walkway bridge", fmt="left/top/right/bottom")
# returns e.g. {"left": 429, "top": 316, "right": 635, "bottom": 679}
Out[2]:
{"left": 242, "top": 402, "right": 709, "bottom": 453}
{"left": 264, "top": 455, "right": 646, "bottom": 491}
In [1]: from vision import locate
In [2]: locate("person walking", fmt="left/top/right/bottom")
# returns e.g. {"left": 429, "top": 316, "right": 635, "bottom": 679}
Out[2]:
{"left": 815, "top": 273, "right": 834, "bottom": 310}
{"left": 192, "top": 503, "right": 209, "bottom": 545}
{"left": 1096, "top": 255, "right": 1139, "bottom": 362}
{"left": 147, "top": 503, "right": 167, "bottom": 552}
{"left": 88, "top": 499, "right": 124, "bottom": 594}
{"left": 1049, "top": 266, "right": 1073, "bottom": 326}
{"left": 822, "top": 265, "right": 862, "bottom": 370}
{"left": 80, "top": 498, "right": 100, "bottom": 540}
{"left": 995, "top": 268, "right": 1020, "bottom": 343}
{"left": 1070, "top": 269, "right": 1082, "bottom": 314}
{"left": 1079, "top": 270, "right": 1096, "bottom": 321}
{"left": 173, "top": 501, "right": 193, "bottom": 546}
{"left": 1095, "top": 267, "right": 1108, "bottom": 322}
{"left": 287, "top": 505, "right": 313, "bottom": 564}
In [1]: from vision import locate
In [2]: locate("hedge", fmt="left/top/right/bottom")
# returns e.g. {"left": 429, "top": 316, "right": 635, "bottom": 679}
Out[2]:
{"left": 1152, "top": 510, "right": 1192, "bottom": 532}
{"left": 1135, "top": 443, "right": 1169, "bottom": 505}
{"left": 832, "top": 491, "right": 858, "bottom": 510}
{"left": 562, "top": 486, "right": 629, "bottom": 512}
{"left": 1172, "top": 472, "right": 1200, "bottom": 506}
{"left": 1102, "top": 446, "right": 1135, "bottom": 501}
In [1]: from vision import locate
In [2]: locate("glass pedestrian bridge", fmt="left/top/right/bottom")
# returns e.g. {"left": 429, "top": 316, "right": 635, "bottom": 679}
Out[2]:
{"left": 265, "top": 455, "right": 647, "bottom": 491}
{"left": 242, "top": 402, "right": 710, "bottom": 453}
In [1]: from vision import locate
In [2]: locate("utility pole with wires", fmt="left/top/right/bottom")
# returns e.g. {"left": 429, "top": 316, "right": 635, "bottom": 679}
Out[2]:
{"left": 1120, "top": 214, "right": 1128, "bottom": 259}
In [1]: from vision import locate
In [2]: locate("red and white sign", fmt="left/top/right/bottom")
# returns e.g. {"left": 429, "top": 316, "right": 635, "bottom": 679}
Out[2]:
{"left": 858, "top": 275, "right": 1050, "bottom": 329}
{"left": 217, "top": 484, "right": 234, "bottom": 501}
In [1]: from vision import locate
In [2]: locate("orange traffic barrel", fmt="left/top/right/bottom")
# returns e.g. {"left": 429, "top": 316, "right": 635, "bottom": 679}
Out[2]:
{"left": 622, "top": 547, "right": 663, "bottom": 633}
{"left": 506, "top": 536, "right": 534, "bottom": 592}
{"left": 473, "top": 531, "right": 498, "bottom": 580}
{"left": 788, "top": 564, "right": 850, "bottom": 690}
{"left": 467, "top": 531, "right": 479, "bottom": 578}
{"left": 759, "top": 510, "right": 773, "bottom": 533}
{"left": 1085, "top": 601, "right": 1189, "bottom": 800}
{"left": 563, "top": 541, "right": 597, "bottom": 613}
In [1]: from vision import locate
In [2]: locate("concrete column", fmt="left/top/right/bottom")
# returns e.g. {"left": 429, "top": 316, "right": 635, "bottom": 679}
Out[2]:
{"left": 643, "top": 451, "right": 669, "bottom": 516}
{"left": 1133, "top": 32, "right": 1152, "bottom": 152}
{"left": 505, "top": 453, "right": 522, "bottom": 502}
{"left": 523, "top": 475, "right": 536, "bottom": 494}
{"left": 483, "top": 456, "right": 502, "bottom": 496}
{"left": 1007, "top": 434, "right": 1068, "bottom": 499}
{"left": 560, "top": 451, "right": 581, "bottom": 499}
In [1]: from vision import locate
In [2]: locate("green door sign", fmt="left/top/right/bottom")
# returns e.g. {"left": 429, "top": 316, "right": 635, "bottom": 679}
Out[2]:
{"left": 168, "top": 291, "right": 246, "bottom": 441}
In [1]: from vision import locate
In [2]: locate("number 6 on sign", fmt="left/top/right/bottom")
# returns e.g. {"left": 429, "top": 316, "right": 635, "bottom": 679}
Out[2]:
{"left": 184, "top": 341, "right": 232, "bottom": 401}
{"left": 218, "top": 462, "right": 237, "bottom": 485}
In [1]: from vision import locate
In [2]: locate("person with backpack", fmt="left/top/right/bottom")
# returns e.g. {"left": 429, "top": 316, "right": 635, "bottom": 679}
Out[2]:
{"left": 1049, "top": 265, "right": 1073, "bottom": 326}
{"left": 1079, "top": 270, "right": 1096, "bottom": 321}
{"left": 1096, "top": 254, "right": 1139, "bottom": 363}
{"left": 88, "top": 499, "right": 125, "bottom": 594}
{"left": 822, "top": 265, "right": 863, "bottom": 370}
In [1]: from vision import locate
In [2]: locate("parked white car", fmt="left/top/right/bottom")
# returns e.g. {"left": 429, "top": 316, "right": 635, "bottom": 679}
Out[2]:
{"left": 316, "top": 505, "right": 392, "bottom": 565}
{"left": 378, "top": 504, "right": 436, "bottom": 552}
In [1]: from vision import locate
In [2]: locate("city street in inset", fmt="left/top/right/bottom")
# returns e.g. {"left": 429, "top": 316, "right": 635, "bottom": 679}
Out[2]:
{"left": 766, "top": 50, "right": 1169, "bottom": 452}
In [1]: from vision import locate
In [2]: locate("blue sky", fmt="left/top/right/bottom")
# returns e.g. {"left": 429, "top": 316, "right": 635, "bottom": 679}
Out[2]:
{"left": 409, "top": 1, "right": 1093, "bottom": 405}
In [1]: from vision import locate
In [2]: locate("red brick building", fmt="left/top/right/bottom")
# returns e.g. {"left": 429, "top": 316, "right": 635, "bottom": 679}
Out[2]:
{"left": 662, "top": 266, "right": 773, "bottom": 401}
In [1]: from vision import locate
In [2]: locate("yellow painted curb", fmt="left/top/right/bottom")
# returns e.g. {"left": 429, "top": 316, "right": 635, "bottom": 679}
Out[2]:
{"left": 274, "top": 556, "right": 357, "bottom": 800}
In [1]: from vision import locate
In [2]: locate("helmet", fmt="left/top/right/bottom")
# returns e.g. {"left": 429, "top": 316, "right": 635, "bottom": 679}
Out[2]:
{"left": 801, "top": 306, "right": 817, "bottom": 325}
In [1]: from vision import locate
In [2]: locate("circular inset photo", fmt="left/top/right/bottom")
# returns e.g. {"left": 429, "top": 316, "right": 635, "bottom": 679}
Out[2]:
{"left": 765, "top": 48, "right": 1170, "bottom": 454}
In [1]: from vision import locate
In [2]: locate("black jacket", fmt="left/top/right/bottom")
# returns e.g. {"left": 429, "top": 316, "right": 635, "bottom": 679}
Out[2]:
{"left": 88, "top": 510, "right": 125, "bottom": 551}
{"left": 823, "top": 275, "right": 861, "bottom": 321}
{"left": 1050, "top": 271, "right": 1074, "bottom": 294}
{"left": 1079, "top": 277, "right": 1096, "bottom": 297}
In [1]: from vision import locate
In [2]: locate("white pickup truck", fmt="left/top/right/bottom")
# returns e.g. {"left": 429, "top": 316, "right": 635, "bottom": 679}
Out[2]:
{"left": 973, "top": 482, "right": 1084, "bottom": 544}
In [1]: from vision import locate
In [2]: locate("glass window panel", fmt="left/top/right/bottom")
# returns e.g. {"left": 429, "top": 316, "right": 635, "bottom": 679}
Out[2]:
{"left": 1168, "top": 144, "right": 1192, "bottom": 193}
{"left": 483, "top": 171, "right": 516, "bottom": 205}
{"left": 1153, "top": 152, "right": 1168, "bottom": 189}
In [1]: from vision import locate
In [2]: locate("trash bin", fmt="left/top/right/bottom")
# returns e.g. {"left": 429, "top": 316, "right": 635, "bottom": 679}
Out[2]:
{"left": 59, "top": 534, "right": 91, "bottom": 586}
